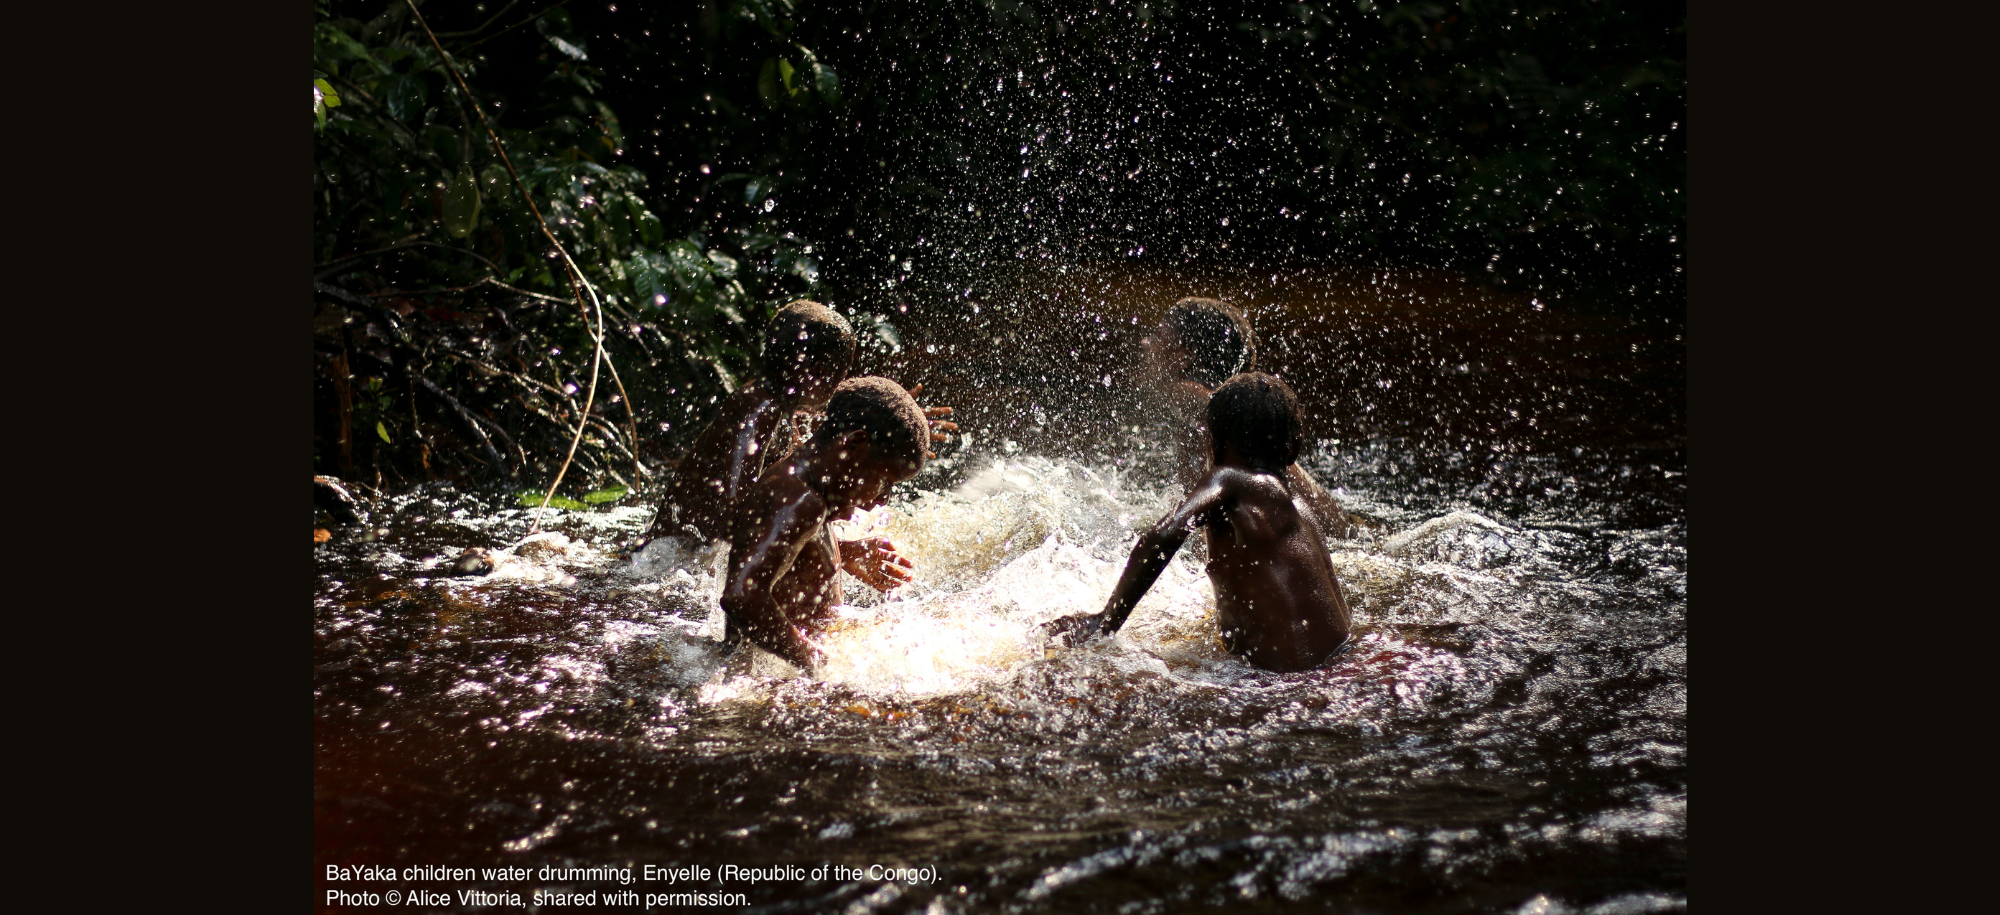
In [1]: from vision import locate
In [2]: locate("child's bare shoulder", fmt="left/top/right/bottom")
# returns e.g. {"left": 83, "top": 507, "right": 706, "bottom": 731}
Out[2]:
{"left": 718, "top": 381, "right": 781, "bottom": 420}
{"left": 1203, "top": 465, "right": 1286, "bottom": 499}
{"left": 1207, "top": 467, "right": 1305, "bottom": 528}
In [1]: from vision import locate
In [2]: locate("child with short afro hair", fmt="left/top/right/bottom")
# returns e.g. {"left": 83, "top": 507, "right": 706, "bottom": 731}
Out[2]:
{"left": 1049, "top": 372, "right": 1353, "bottom": 672}
{"left": 720, "top": 377, "right": 933, "bottom": 669}
{"left": 1141, "top": 297, "right": 1352, "bottom": 539}
{"left": 643, "top": 300, "right": 952, "bottom": 590}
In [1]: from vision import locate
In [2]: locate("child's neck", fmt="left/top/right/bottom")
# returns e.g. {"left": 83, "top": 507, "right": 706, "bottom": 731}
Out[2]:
{"left": 1215, "top": 447, "right": 1285, "bottom": 476}
{"left": 791, "top": 444, "right": 856, "bottom": 514}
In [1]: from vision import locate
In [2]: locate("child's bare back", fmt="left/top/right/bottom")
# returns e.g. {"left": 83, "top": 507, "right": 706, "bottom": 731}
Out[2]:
{"left": 1196, "top": 466, "right": 1350, "bottom": 670}
{"left": 1049, "top": 372, "right": 1351, "bottom": 672}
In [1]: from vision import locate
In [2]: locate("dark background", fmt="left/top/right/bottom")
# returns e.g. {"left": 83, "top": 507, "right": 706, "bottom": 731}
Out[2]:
{"left": 313, "top": 0, "right": 1683, "bottom": 491}
{"left": 497, "top": 0, "right": 1681, "bottom": 307}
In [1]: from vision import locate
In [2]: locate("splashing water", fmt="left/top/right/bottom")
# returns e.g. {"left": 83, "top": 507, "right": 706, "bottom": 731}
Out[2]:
{"left": 317, "top": 425, "right": 1683, "bottom": 912}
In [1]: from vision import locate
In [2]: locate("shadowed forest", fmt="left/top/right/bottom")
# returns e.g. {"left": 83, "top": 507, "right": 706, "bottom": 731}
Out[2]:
{"left": 313, "top": 0, "right": 1682, "bottom": 499}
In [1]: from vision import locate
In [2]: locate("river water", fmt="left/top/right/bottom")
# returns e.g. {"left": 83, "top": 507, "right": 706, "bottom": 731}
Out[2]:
{"left": 315, "top": 265, "right": 1684, "bottom": 913}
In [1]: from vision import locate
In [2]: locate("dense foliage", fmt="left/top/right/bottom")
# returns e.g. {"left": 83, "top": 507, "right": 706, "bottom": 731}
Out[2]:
{"left": 313, "top": 0, "right": 1683, "bottom": 493}
{"left": 313, "top": 1, "right": 841, "bottom": 492}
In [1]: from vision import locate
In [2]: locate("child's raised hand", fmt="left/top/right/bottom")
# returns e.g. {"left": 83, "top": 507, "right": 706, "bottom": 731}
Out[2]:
{"left": 905, "top": 383, "right": 960, "bottom": 460}
{"left": 839, "top": 536, "right": 915, "bottom": 592}
{"left": 1042, "top": 612, "right": 1106, "bottom": 648}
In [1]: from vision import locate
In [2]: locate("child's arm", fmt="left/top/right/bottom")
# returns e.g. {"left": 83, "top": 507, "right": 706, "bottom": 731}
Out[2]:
{"left": 720, "top": 399, "right": 784, "bottom": 509}
{"left": 1047, "top": 475, "right": 1228, "bottom": 645}
{"left": 721, "top": 496, "right": 827, "bottom": 668}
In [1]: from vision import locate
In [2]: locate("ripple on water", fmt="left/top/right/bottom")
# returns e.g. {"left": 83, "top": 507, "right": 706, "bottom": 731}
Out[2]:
{"left": 315, "top": 451, "right": 1684, "bottom": 911}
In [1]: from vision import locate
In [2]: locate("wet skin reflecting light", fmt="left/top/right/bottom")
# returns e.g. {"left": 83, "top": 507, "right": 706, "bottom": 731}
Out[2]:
{"left": 314, "top": 265, "right": 1683, "bottom": 913}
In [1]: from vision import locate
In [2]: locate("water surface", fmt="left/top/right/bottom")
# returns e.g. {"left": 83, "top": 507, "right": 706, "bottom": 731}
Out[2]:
{"left": 315, "top": 266, "right": 1684, "bottom": 913}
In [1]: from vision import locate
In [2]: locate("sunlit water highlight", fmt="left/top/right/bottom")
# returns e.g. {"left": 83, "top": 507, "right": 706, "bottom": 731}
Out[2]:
{"left": 316, "top": 433, "right": 1683, "bottom": 913}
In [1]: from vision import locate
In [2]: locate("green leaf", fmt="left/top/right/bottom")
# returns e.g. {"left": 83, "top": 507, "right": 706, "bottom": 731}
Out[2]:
{"left": 630, "top": 250, "right": 667, "bottom": 306}
{"left": 664, "top": 239, "right": 716, "bottom": 296}
{"left": 627, "top": 198, "right": 665, "bottom": 245}
{"left": 517, "top": 491, "right": 589, "bottom": 511}
{"left": 581, "top": 485, "right": 630, "bottom": 504}
{"left": 314, "top": 23, "right": 375, "bottom": 72}
{"left": 813, "top": 62, "right": 841, "bottom": 105}
{"left": 757, "top": 59, "right": 781, "bottom": 110}
{"left": 315, "top": 78, "right": 341, "bottom": 108}
{"left": 479, "top": 164, "right": 511, "bottom": 206}
{"left": 443, "top": 169, "right": 481, "bottom": 237}
{"left": 376, "top": 421, "right": 393, "bottom": 444}
{"left": 384, "top": 74, "right": 428, "bottom": 122}
{"left": 778, "top": 58, "right": 797, "bottom": 94}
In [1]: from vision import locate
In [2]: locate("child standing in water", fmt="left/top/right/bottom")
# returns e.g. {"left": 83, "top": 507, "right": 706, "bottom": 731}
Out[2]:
{"left": 1050, "top": 373, "right": 1352, "bottom": 672}
{"left": 642, "top": 300, "right": 951, "bottom": 591}
{"left": 1142, "top": 297, "right": 1352, "bottom": 539}
{"left": 721, "top": 378, "right": 933, "bottom": 670}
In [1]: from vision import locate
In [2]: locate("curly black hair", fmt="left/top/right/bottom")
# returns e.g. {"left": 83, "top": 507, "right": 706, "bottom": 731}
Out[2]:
{"left": 1207, "top": 372, "right": 1305, "bottom": 467}
{"left": 763, "top": 299, "right": 857, "bottom": 383}
{"left": 813, "top": 377, "right": 929, "bottom": 470}
{"left": 1165, "top": 297, "right": 1257, "bottom": 388}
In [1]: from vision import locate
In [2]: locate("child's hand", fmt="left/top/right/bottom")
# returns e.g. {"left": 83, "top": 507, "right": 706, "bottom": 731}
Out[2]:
{"left": 905, "top": 383, "right": 959, "bottom": 460}
{"left": 839, "top": 536, "right": 915, "bottom": 591}
{"left": 1043, "top": 613, "right": 1105, "bottom": 647}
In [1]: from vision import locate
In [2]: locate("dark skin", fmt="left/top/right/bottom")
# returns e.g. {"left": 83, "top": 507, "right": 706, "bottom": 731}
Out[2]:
{"left": 645, "top": 361, "right": 953, "bottom": 590}
{"left": 720, "top": 430, "right": 921, "bottom": 669}
{"left": 1141, "top": 322, "right": 1354, "bottom": 540}
{"left": 1047, "top": 442, "right": 1353, "bottom": 673}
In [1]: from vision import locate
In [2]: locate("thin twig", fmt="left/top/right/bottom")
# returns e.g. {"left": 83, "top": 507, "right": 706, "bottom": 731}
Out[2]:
{"left": 434, "top": 0, "right": 521, "bottom": 38}
{"left": 405, "top": 0, "right": 639, "bottom": 531}
{"left": 600, "top": 346, "right": 645, "bottom": 478}
{"left": 315, "top": 240, "right": 507, "bottom": 281}
{"left": 457, "top": 0, "right": 574, "bottom": 53}
{"left": 358, "top": 275, "right": 569, "bottom": 306}
{"left": 317, "top": 233, "right": 424, "bottom": 269}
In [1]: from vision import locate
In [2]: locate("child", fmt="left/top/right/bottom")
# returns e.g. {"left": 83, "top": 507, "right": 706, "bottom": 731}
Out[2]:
{"left": 643, "top": 300, "right": 951, "bottom": 590}
{"left": 720, "top": 377, "right": 932, "bottom": 670}
{"left": 1141, "top": 297, "right": 1353, "bottom": 539}
{"left": 1050, "top": 372, "right": 1352, "bottom": 672}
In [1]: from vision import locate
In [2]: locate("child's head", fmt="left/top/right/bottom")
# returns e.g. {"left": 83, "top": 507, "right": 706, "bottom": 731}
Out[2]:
{"left": 763, "top": 300, "right": 858, "bottom": 408}
{"left": 1147, "top": 298, "right": 1257, "bottom": 389}
{"left": 808, "top": 377, "right": 928, "bottom": 511}
{"left": 1207, "top": 372, "right": 1306, "bottom": 469}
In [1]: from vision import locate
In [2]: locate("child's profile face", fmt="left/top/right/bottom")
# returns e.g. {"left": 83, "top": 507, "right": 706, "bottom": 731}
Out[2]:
{"left": 822, "top": 440, "right": 918, "bottom": 517}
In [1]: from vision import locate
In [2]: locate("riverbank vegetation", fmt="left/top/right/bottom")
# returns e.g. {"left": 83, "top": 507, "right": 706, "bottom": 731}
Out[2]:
{"left": 313, "top": 0, "right": 1682, "bottom": 498}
